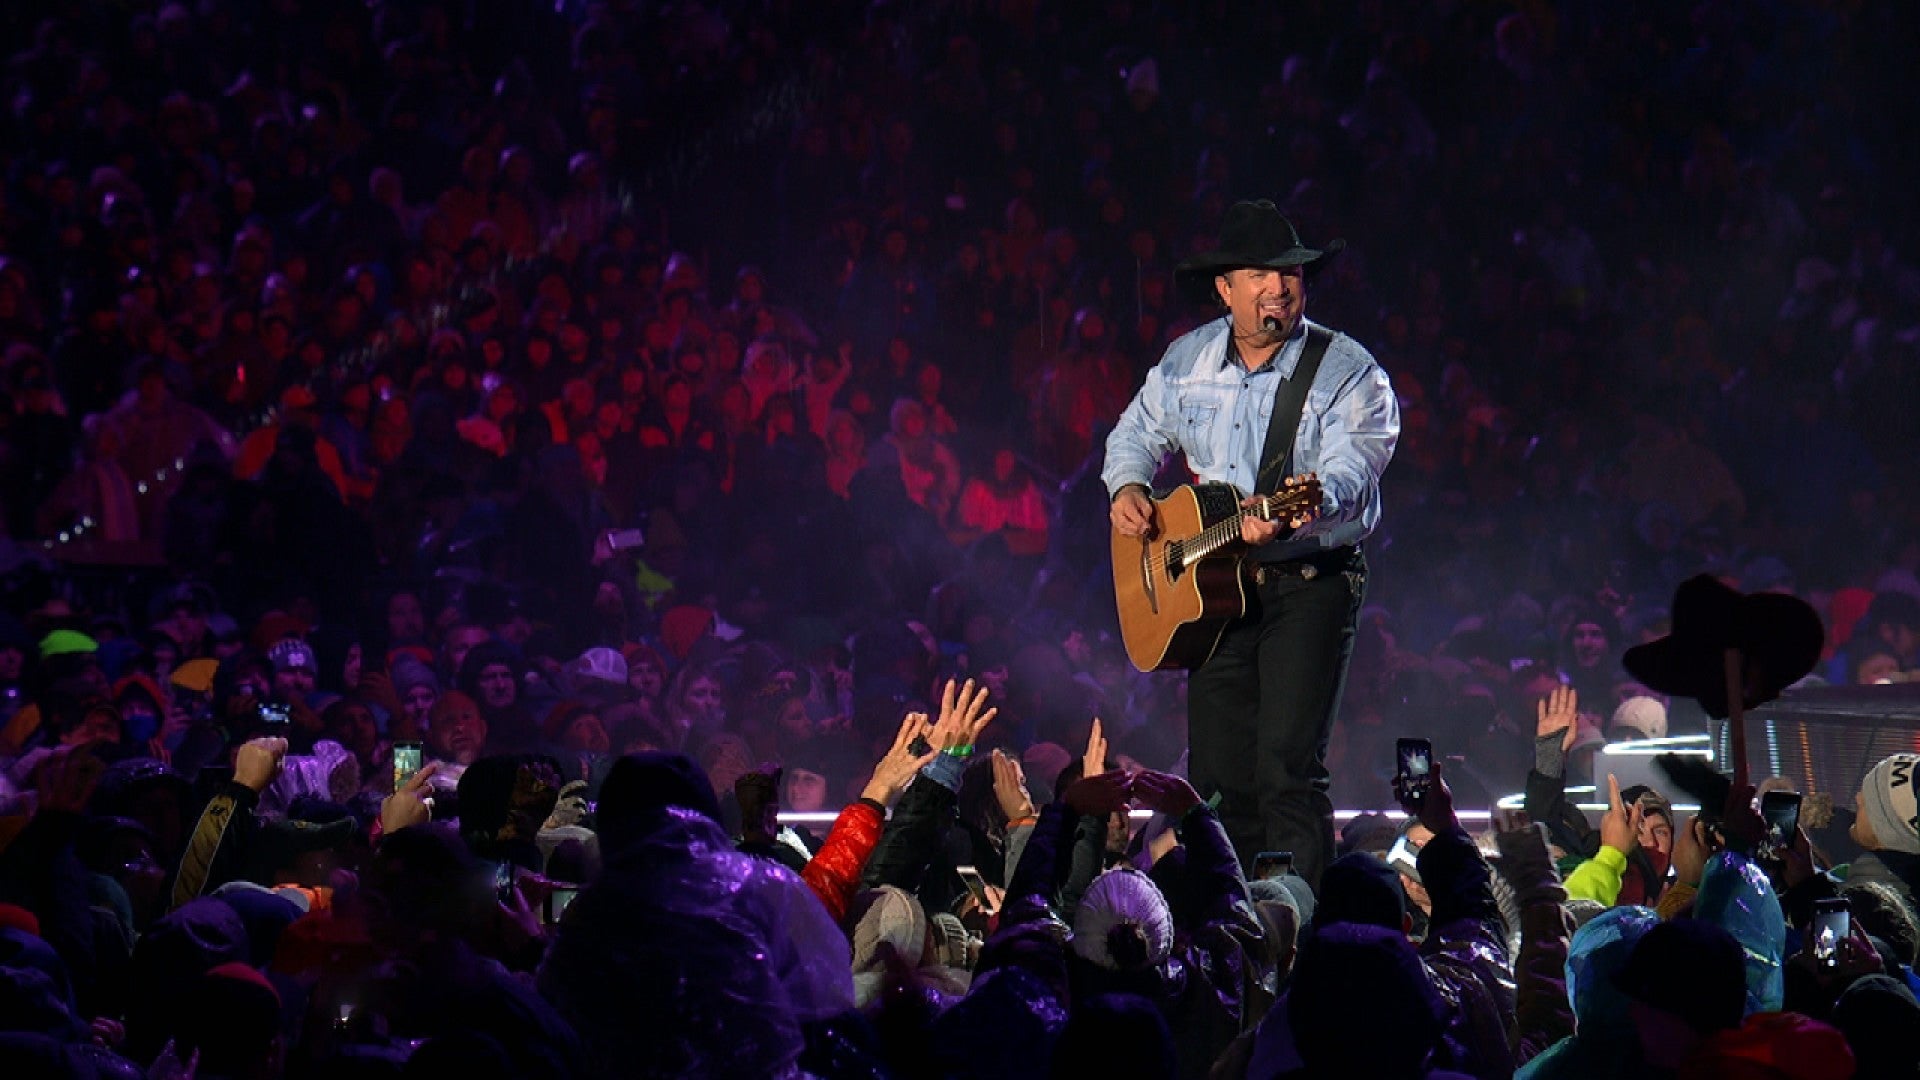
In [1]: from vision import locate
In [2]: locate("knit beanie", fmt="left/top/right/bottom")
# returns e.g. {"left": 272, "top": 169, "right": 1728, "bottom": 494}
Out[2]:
{"left": 1860, "top": 754, "right": 1920, "bottom": 855}
{"left": 850, "top": 886, "right": 928, "bottom": 974}
{"left": 1071, "top": 868, "right": 1174, "bottom": 973}
{"left": 389, "top": 655, "right": 439, "bottom": 700}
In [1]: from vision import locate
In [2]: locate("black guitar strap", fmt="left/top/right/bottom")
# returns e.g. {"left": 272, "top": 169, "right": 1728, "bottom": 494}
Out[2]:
{"left": 1254, "top": 324, "right": 1332, "bottom": 495}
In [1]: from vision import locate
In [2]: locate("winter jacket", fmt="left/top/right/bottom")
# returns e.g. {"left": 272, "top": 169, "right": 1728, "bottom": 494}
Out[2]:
{"left": 1416, "top": 825, "right": 1520, "bottom": 1080}
{"left": 801, "top": 798, "right": 886, "bottom": 925}
{"left": 540, "top": 806, "right": 854, "bottom": 1078}
{"left": 1515, "top": 906, "right": 1661, "bottom": 1080}
{"left": 1564, "top": 844, "right": 1628, "bottom": 905}
{"left": 1692, "top": 850, "right": 1786, "bottom": 1015}
{"left": 861, "top": 760, "right": 960, "bottom": 898}
{"left": 1496, "top": 824, "right": 1576, "bottom": 1067}
{"left": 170, "top": 780, "right": 268, "bottom": 909}
{"left": 1244, "top": 824, "right": 1517, "bottom": 1080}
{"left": 1842, "top": 847, "right": 1920, "bottom": 910}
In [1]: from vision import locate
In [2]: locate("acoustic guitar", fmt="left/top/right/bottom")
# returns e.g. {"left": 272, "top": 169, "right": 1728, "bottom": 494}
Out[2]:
{"left": 1112, "top": 476, "right": 1323, "bottom": 672}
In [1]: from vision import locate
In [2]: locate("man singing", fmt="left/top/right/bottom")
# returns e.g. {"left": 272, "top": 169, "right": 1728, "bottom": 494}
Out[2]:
{"left": 1104, "top": 200, "right": 1398, "bottom": 885}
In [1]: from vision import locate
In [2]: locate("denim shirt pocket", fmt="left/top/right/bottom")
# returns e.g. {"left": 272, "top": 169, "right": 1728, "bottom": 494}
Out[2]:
{"left": 1179, "top": 401, "right": 1221, "bottom": 468}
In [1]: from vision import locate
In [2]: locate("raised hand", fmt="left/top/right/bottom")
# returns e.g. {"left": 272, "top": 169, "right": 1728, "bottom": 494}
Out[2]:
{"left": 147, "top": 1038, "right": 200, "bottom": 1080}
{"left": 381, "top": 760, "right": 440, "bottom": 835}
{"left": 501, "top": 761, "right": 562, "bottom": 842}
{"left": 1536, "top": 684, "right": 1579, "bottom": 753}
{"left": 1065, "top": 769, "right": 1134, "bottom": 818}
{"left": 1598, "top": 773, "right": 1644, "bottom": 855}
{"left": 233, "top": 737, "right": 289, "bottom": 794}
{"left": 1084, "top": 717, "right": 1108, "bottom": 779}
{"left": 35, "top": 743, "right": 108, "bottom": 814}
{"left": 1415, "top": 758, "right": 1461, "bottom": 835}
{"left": 927, "top": 678, "right": 997, "bottom": 751}
{"left": 861, "top": 711, "right": 938, "bottom": 809}
{"left": 991, "top": 749, "right": 1035, "bottom": 822}
{"left": 1128, "top": 770, "right": 1201, "bottom": 817}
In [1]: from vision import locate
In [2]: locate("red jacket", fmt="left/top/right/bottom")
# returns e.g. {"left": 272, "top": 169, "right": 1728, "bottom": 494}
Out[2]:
{"left": 801, "top": 799, "right": 886, "bottom": 925}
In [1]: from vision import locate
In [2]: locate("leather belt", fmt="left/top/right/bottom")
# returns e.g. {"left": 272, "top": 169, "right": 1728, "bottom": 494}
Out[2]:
{"left": 1247, "top": 547, "right": 1361, "bottom": 586}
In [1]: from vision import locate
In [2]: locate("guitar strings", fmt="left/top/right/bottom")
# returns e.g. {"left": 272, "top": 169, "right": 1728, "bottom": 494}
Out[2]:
{"left": 1156, "top": 489, "right": 1308, "bottom": 574}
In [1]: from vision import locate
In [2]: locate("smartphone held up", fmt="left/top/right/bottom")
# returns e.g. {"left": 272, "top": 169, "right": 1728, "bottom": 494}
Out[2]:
{"left": 1394, "top": 737, "right": 1433, "bottom": 810}
{"left": 1759, "top": 789, "right": 1801, "bottom": 860}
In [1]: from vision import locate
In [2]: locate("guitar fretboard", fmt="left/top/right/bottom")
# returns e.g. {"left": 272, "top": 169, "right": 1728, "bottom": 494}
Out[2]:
{"left": 1168, "top": 488, "right": 1314, "bottom": 571}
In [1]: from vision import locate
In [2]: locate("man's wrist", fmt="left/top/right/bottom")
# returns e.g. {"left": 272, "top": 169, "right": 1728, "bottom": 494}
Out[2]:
{"left": 1109, "top": 482, "right": 1149, "bottom": 502}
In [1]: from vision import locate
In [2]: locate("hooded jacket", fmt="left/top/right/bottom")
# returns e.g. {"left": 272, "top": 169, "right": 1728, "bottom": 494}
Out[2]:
{"left": 994, "top": 798, "right": 1264, "bottom": 1080}
{"left": 539, "top": 806, "right": 854, "bottom": 1078}
{"left": 1515, "top": 906, "right": 1661, "bottom": 1080}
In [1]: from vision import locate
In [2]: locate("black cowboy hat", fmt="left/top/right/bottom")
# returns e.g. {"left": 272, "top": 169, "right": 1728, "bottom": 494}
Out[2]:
{"left": 1622, "top": 574, "right": 1825, "bottom": 719}
{"left": 1173, "top": 200, "right": 1346, "bottom": 305}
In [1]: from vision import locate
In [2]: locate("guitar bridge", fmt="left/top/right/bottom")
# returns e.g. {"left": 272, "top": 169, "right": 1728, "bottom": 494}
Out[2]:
{"left": 1140, "top": 541, "right": 1159, "bottom": 613}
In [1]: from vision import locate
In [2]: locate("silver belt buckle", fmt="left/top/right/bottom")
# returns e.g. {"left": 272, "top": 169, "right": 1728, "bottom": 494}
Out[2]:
{"left": 1300, "top": 564, "right": 1318, "bottom": 581}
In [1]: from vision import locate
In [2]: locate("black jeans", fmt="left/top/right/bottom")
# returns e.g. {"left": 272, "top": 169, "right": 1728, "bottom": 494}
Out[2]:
{"left": 1187, "top": 552, "right": 1365, "bottom": 888}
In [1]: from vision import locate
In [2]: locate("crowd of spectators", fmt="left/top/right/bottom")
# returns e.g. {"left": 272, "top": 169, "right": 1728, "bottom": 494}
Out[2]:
{"left": 2, "top": 0, "right": 1920, "bottom": 1075}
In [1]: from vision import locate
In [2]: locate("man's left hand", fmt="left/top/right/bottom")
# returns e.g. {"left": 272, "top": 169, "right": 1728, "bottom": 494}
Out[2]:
{"left": 1239, "top": 501, "right": 1284, "bottom": 546}
{"left": 1240, "top": 485, "right": 1319, "bottom": 546}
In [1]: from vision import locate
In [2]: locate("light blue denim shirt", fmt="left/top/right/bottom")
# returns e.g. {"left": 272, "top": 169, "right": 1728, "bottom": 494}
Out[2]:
{"left": 1102, "top": 315, "right": 1399, "bottom": 562}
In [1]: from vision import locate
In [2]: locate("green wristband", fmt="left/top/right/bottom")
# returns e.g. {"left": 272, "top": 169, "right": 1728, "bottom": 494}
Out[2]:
{"left": 944, "top": 744, "right": 974, "bottom": 758}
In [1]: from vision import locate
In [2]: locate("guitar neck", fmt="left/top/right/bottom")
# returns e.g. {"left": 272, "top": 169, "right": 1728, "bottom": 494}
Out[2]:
{"left": 1184, "top": 490, "right": 1305, "bottom": 562}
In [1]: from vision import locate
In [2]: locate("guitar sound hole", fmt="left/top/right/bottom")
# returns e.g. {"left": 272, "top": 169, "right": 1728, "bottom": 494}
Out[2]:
{"left": 1166, "top": 541, "right": 1185, "bottom": 582}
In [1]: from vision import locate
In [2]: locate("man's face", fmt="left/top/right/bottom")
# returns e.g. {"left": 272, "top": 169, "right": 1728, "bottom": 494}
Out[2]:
{"left": 562, "top": 712, "right": 610, "bottom": 754}
{"left": 784, "top": 767, "right": 829, "bottom": 813}
{"left": 403, "top": 685, "right": 437, "bottom": 729}
{"left": 478, "top": 663, "right": 517, "bottom": 709}
{"left": 329, "top": 704, "right": 379, "bottom": 759}
{"left": 387, "top": 594, "right": 425, "bottom": 641}
{"left": 1856, "top": 652, "right": 1901, "bottom": 686}
{"left": 628, "top": 658, "right": 664, "bottom": 699}
{"left": 166, "top": 605, "right": 206, "bottom": 645}
{"left": 67, "top": 708, "right": 122, "bottom": 746}
{"left": 1214, "top": 265, "right": 1305, "bottom": 341}
{"left": 429, "top": 699, "right": 488, "bottom": 764}
{"left": 1571, "top": 622, "right": 1610, "bottom": 669}
{"left": 273, "top": 667, "right": 315, "bottom": 699}
{"left": 1638, "top": 810, "right": 1673, "bottom": 856}
{"left": 444, "top": 626, "right": 490, "bottom": 676}
{"left": 686, "top": 676, "right": 725, "bottom": 724}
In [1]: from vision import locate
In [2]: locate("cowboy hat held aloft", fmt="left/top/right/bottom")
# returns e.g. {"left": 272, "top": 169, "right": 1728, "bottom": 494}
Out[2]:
{"left": 1173, "top": 200, "right": 1345, "bottom": 305}
{"left": 1623, "top": 574, "right": 1824, "bottom": 719}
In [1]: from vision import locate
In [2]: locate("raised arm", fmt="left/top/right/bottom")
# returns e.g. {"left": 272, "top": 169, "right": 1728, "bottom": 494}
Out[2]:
{"left": 804, "top": 712, "right": 934, "bottom": 923}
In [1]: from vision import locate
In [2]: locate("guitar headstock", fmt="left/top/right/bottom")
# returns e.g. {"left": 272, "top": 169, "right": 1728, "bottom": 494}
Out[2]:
{"left": 1255, "top": 473, "right": 1323, "bottom": 521}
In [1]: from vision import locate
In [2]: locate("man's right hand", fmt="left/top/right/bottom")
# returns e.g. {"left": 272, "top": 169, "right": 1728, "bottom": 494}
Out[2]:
{"left": 1598, "top": 773, "right": 1644, "bottom": 855}
{"left": 382, "top": 760, "right": 440, "bottom": 835}
{"left": 1110, "top": 486, "right": 1155, "bottom": 539}
{"left": 233, "top": 737, "right": 289, "bottom": 793}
